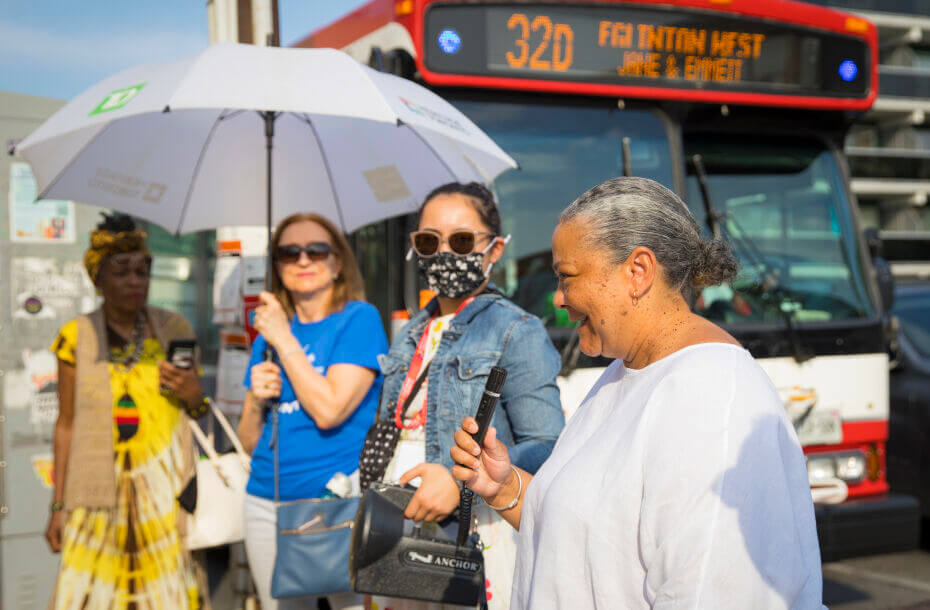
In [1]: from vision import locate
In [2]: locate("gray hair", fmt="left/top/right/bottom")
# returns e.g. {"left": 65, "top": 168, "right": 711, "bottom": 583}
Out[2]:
{"left": 559, "top": 177, "right": 738, "bottom": 293}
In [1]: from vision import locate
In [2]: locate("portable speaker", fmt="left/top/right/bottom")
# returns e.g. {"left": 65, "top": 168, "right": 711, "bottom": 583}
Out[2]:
{"left": 351, "top": 366, "right": 508, "bottom": 606}
{"left": 350, "top": 483, "right": 485, "bottom": 605}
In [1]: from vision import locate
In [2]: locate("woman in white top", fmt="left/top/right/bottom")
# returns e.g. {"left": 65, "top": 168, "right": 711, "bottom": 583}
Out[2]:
{"left": 451, "top": 177, "right": 825, "bottom": 610}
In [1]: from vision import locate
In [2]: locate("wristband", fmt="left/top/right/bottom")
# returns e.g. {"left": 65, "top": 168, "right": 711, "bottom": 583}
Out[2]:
{"left": 485, "top": 465, "right": 522, "bottom": 511}
{"left": 50, "top": 500, "right": 65, "bottom": 512}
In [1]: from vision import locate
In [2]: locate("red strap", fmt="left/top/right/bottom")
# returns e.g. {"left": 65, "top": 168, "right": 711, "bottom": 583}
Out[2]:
{"left": 394, "top": 297, "right": 475, "bottom": 430}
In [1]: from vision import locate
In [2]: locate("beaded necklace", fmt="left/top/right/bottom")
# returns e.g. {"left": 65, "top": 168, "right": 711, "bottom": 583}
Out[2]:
{"left": 107, "top": 311, "right": 146, "bottom": 441}
{"left": 108, "top": 312, "right": 146, "bottom": 371}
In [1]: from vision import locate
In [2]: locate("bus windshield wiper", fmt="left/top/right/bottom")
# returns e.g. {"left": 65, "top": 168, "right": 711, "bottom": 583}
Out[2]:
{"left": 690, "top": 154, "right": 814, "bottom": 363}
{"left": 622, "top": 137, "right": 633, "bottom": 177}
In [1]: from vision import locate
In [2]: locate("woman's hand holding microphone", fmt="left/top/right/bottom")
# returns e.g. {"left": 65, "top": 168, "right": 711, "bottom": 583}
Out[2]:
{"left": 451, "top": 417, "right": 520, "bottom": 510}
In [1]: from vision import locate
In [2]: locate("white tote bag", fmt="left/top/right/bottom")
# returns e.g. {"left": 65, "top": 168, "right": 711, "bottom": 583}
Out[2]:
{"left": 186, "top": 402, "right": 251, "bottom": 550}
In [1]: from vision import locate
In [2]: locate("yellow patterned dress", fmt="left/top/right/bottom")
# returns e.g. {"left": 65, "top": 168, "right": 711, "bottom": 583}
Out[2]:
{"left": 51, "top": 320, "right": 200, "bottom": 610}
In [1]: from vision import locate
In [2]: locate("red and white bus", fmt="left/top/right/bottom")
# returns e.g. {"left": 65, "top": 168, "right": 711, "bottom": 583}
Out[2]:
{"left": 298, "top": 0, "right": 919, "bottom": 559}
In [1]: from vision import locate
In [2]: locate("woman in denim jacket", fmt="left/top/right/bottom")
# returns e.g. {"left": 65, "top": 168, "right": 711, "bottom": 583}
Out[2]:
{"left": 366, "top": 182, "right": 564, "bottom": 609}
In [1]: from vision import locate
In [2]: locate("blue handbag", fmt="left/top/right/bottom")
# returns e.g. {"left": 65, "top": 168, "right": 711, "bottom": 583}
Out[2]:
{"left": 270, "top": 406, "right": 357, "bottom": 598}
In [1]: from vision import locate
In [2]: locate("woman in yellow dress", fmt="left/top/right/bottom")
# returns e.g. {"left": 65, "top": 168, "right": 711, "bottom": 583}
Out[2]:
{"left": 45, "top": 213, "right": 209, "bottom": 610}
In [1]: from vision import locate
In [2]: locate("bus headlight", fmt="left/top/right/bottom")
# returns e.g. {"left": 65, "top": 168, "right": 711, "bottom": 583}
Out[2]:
{"left": 807, "top": 456, "right": 836, "bottom": 481}
{"left": 835, "top": 452, "right": 866, "bottom": 483}
{"left": 807, "top": 451, "right": 866, "bottom": 484}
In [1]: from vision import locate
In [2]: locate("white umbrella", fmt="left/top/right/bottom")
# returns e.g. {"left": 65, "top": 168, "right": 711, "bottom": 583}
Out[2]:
{"left": 12, "top": 43, "right": 516, "bottom": 241}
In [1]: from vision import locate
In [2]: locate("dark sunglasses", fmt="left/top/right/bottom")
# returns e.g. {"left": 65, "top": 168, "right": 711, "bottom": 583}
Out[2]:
{"left": 410, "top": 230, "right": 495, "bottom": 257}
{"left": 274, "top": 242, "right": 333, "bottom": 264}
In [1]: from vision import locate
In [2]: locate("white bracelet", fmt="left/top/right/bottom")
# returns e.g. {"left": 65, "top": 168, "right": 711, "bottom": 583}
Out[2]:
{"left": 485, "top": 465, "right": 522, "bottom": 511}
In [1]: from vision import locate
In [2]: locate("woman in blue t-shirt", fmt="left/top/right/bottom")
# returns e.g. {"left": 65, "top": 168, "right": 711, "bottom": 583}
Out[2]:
{"left": 238, "top": 212, "right": 388, "bottom": 610}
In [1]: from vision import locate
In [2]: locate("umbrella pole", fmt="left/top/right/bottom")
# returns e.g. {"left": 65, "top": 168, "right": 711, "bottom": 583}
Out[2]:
{"left": 263, "top": 110, "right": 277, "bottom": 363}
{"left": 263, "top": 111, "right": 276, "bottom": 293}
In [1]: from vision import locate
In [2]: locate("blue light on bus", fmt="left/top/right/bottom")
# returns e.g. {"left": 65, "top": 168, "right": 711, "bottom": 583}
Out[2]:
{"left": 438, "top": 29, "right": 462, "bottom": 54}
{"left": 838, "top": 60, "right": 858, "bottom": 82}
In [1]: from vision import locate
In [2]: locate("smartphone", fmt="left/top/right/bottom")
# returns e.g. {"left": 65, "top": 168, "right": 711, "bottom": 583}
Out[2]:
{"left": 166, "top": 339, "right": 196, "bottom": 370}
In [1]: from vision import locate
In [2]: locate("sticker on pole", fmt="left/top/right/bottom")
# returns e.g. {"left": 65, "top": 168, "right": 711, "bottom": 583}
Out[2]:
{"left": 89, "top": 83, "right": 146, "bottom": 116}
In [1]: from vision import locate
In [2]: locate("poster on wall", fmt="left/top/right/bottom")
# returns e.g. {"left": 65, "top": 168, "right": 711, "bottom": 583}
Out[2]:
{"left": 2, "top": 348, "right": 60, "bottom": 428}
{"left": 215, "top": 330, "right": 250, "bottom": 416}
{"left": 10, "top": 257, "right": 97, "bottom": 322}
{"left": 8, "top": 162, "right": 76, "bottom": 243}
{"left": 241, "top": 255, "right": 267, "bottom": 297}
{"left": 214, "top": 240, "right": 242, "bottom": 325}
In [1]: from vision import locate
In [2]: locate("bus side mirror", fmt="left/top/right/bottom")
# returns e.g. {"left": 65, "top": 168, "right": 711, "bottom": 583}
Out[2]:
{"left": 864, "top": 228, "right": 895, "bottom": 313}
{"left": 368, "top": 47, "right": 416, "bottom": 79}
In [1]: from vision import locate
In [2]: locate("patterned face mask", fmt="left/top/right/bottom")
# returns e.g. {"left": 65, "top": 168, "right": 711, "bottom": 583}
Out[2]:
{"left": 415, "top": 236, "right": 510, "bottom": 299}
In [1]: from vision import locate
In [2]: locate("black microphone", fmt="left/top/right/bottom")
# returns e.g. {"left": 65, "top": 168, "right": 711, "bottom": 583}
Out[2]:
{"left": 457, "top": 366, "right": 507, "bottom": 546}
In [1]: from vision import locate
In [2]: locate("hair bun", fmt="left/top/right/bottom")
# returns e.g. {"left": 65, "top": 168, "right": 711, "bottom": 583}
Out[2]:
{"left": 96, "top": 212, "right": 137, "bottom": 233}
{"left": 693, "top": 238, "right": 739, "bottom": 288}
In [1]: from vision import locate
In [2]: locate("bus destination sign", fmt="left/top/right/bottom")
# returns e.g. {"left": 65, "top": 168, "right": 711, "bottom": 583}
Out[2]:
{"left": 424, "top": 4, "right": 871, "bottom": 99}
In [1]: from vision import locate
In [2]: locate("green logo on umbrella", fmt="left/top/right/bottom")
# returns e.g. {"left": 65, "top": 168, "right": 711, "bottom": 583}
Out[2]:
{"left": 89, "top": 83, "right": 146, "bottom": 116}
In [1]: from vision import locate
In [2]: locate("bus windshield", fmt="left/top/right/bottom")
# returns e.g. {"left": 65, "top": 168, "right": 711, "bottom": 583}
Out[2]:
{"left": 685, "top": 135, "right": 874, "bottom": 325}
{"left": 452, "top": 98, "right": 675, "bottom": 327}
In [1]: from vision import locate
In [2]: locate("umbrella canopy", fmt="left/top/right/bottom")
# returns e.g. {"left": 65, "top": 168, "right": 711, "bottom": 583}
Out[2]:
{"left": 14, "top": 43, "right": 517, "bottom": 234}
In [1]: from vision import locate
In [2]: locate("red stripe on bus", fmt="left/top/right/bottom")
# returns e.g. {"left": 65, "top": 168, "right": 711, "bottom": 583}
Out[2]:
{"left": 845, "top": 478, "right": 889, "bottom": 498}
{"left": 842, "top": 420, "right": 888, "bottom": 445}
{"left": 417, "top": 74, "right": 876, "bottom": 111}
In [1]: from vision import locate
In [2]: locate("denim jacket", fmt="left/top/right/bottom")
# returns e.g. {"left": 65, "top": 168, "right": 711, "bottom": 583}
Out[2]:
{"left": 376, "top": 290, "right": 564, "bottom": 474}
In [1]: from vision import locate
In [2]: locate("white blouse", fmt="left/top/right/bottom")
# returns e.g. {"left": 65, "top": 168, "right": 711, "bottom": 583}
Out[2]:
{"left": 511, "top": 343, "right": 824, "bottom": 610}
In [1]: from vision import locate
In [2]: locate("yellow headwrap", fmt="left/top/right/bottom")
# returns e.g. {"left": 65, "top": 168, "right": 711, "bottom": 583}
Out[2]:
{"left": 83, "top": 228, "right": 150, "bottom": 283}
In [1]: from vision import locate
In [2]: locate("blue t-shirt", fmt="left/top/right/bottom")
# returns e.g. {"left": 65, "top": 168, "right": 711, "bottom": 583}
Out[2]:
{"left": 244, "top": 300, "right": 388, "bottom": 501}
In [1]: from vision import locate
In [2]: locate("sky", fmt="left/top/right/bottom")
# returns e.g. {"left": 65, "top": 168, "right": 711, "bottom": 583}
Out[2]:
{"left": 0, "top": 0, "right": 368, "bottom": 100}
